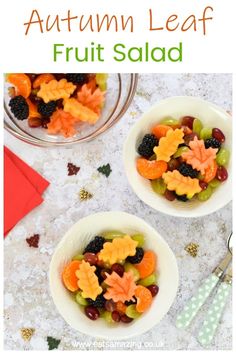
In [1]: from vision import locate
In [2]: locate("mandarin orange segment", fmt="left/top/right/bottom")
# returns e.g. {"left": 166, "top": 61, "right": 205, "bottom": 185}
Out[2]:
{"left": 136, "top": 158, "right": 167, "bottom": 180}
{"left": 135, "top": 285, "right": 153, "bottom": 313}
{"left": 26, "top": 98, "right": 41, "bottom": 118}
{"left": 47, "top": 109, "right": 77, "bottom": 138}
{"left": 75, "top": 260, "right": 102, "bottom": 300}
{"left": 154, "top": 128, "right": 184, "bottom": 162}
{"left": 203, "top": 160, "right": 217, "bottom": 183}
{"left": 62, "top": 260, "right": 81, "bottom": 292}
{"left": 63, "top": 98, "right": 99, "bottom": 124}
{"left": 104, "top": 271, "right": 137, "bottom": 302}
{"left": 7, "top": 73, "right": 31, "bottom": 98}
{"left": 33, "top": 73, "right": 55, "bottom": 89}
{"left": 162, "top": 170, "right": 201, "bottom": 198}
{"left": 152, "top": 124, "right": 173, "bottom": 139}
{"left": 134, "top": 251, "right": 156, "bottom": 279}
{"left": 37, "top": 79, "right": 76, "bottom": 103}
{"left": 77, "top": 84, "right": 105, "bottom": 115}
{"left": 98, "top": 235, "right": 138, "bottom": 265}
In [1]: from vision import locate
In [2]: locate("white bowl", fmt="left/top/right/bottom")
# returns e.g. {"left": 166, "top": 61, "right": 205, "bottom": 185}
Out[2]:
{"left": 123, "top": 96, "right": 232, "bottom": 218}
{"left": 49, "top": 211, "right": 179, "bottom": 340}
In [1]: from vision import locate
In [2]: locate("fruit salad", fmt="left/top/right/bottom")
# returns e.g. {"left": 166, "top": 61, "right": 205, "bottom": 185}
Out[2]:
{"left": 62, "top": 232, "right": 158, "bottom": 324}
{"left": 136, "top": 116, "right": 230, "bottom": 202}
{"left": 6, "top": 73, "right": 108, "bottom": 138}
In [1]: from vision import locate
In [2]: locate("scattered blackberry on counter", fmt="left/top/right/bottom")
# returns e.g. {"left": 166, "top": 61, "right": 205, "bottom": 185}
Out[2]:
{"left": 83, "top": 236, "right": 105, "bottom": 254}
{"left": 138, "top": 134, "right": 158, "bottom": 158}
{"left": 9, "top": 95, "right": 29, "bottom": 120}
{"left": 175, "top": 194, "right": 188, "bottom": 202}
{"left": 178, "top": 163, "right": 199, "bottom": 178}
{"left": 66, "top": 74, "right": 88, "bottom": 85}
{"left": 38, "top": 101, "right": 57, "bottom": 118}
{"left": 205, "top": 138, "right": 221, "bottom": 149}
{"left": 127, "top": 247, "right": 144, "bottom": 264}
{"left": 87, "top": 294, "right": 106, "bottom": 308}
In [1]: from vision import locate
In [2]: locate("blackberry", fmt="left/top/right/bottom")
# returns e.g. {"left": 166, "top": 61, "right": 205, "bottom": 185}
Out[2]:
{"left": 83, "top": 236, "right": 105, "bottom": 254}
{"left": 205, "top": 138, "right": 221, "bottom": 149}
{"left": 87, "top": 294, "right": 106, "bottom": 308}
{"left": 95, "top": 267, "right": 104, "bottom": 284}
{"left": 178, "top": 163, "right": 198, "bottom": 178}
{"left": 176, "top": 194, "right": 188, "bottom": 202}
{"left": 9, "top": 95, "right": 29, "bottom": 120}
{"left": 127, "top": 247, "right": 144, "bottom": 264}
{"left": 38, "top": 101, "right": 57, "bottom": 118}
{"left": 138, "top": 134, "right": 158, "bottom": 158}
{"left": 125, "top": 298, "right": 137, "bottom": 306}
{"left": 66, "top": 74, "right": 88, "bottom": 85}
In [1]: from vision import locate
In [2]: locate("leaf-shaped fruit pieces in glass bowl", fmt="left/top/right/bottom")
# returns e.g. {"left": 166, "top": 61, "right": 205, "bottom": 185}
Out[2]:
{"left": 104, "top": 271, "right": 137, "bottom": 302}
{"left": 75, "top": 260, "right": 102, "bottom": 300}
{"left": 47, "top": 109, "right": 77, "bottom": 138}
{"left": 63, "top": 98, "right": 99, "bottom": 124}
{"left": 154, "top": 128, "right": 184, "bottom": 162}
{"left": 162, "top": 170, "right": 201, "bottom": 199}
{"left": 37, "top": 79, "right": 76, "bottom": 103}
{"left": 182, "top": 136, "right": 218, "bottom": 174}
{"left": 77, "top": 84, "right": 105, "bottom": 115}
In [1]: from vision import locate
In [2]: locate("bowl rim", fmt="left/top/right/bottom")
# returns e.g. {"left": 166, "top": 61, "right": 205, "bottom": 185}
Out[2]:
{"left": 49, "top": 211, "right": 179, "bottom": 340}
{"left": 123, "top": 95, "right": 232, "bottom": 218}
{"left": 4, "top": 74, "right": 138, "bottom": 147}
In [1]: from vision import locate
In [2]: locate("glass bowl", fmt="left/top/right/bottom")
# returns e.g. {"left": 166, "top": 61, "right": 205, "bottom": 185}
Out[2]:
{"left": 4, "top": 74, "right": 138, "bottom": 147}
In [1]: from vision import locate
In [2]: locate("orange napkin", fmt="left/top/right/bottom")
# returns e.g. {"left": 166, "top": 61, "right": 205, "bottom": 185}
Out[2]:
{"left": 4, "top": 146, "right": 49, "bottom": 236}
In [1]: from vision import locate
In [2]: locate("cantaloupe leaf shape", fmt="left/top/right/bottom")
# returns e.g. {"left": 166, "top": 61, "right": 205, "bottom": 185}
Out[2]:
{"left": 77, "top": 84, "right": 105, "bottom": 114}
{"left": 75, "top": 260, "right": 102, "bottom": 300}
{"left": 104, "top": 271, "right": 137, "bottom": 302}
{"left": 98, "top": 235, "right": 138, "bottom": 265}
{"left": 63, "top": 98, "right": 99, "bottom": 124}
{"left": 37, "top": 79, "right": 76, "bottom": 103}
{"left": 47, "top": 109, "right": 77, "bottom": 137}
{"left": 182, "top": 137, "right": 218, "bottom": 174}
{"left": 154, "top": 128, "right": 184, "bottom": 162}
{"left": 162, "top": 170, "right": 201, "bottom": 198}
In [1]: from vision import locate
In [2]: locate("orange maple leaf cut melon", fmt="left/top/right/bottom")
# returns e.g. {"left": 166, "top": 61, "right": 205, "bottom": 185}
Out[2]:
{"left": 86, "top": 78, "right": 97, "bottom": 93}
{"left": 99, "top": 235, "right": 138, "bottom": 265}
{"left": 47, "top": 109, "right": 77, "bottom": 138}
{"left": 62, "top": 260, "right": 81, "bottom": 292}
{"left": 77, "top": 84, "right": 105, "bottom": 115}
{"left": 33, "top": 73, "right": 55, "bottom": 89}
{"left": 7, "top": 73, "right": 31, "bottom": 98}
{"left": 63, "top": 98, "right": 99, "bottom": 125}
{"left": 26, "top": 98, "right": 41, "bottom": 118}
{"left": 151, "top": 124, "right": 173, "bottom": 139}
{"left": 135, "top": 285, "right": 153, "bottom": 313}
{"left": 154, "top": 128, "right": 184, "bottom": 162}
{"left": 37, "top": 79, "right": 76, "bottom": 103}
{"left": 75, "top": 261, "right": 102, "bottom": 300}
{"left": 136, "top": 158, "right": 167, "bottom": 180}
{"left": 203, "top": 160, "right": 217, "bottom": 183}
{"left": 182, "top": 137, "right": 218, "bottom": 174}
{"left": 162, "top": 170, "right": 201, "bottom": 198}
{"left": 134, "top": 251, "right": 156, "bottom": 279}
{"left": 104, "top": 271, "right": 137, "bottom": 302}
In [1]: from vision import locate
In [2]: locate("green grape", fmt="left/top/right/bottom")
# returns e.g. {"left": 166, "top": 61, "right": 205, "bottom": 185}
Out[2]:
{"left": 151, "top": 178, "right": 167, "bottom": 195}
{"left": 96, "top": 73, "right": 108, "bottom": 91}
{"left": 138, "top": 274, "right": 156, "bottom": 287}
{"left": 216, "top": 148, "right": 230, "bottom": 166}
{"left": 131, "top": 234, "right": 145, "bottom": 247}
{"left": 125, "top": 305, "right": 141, "bottom": 319}
{"left": 124, "top": 263, "right": 140, "bottom": 281}
{"left": 102, "top": 230, "right": 125, "bottom": 240}
{"left": 197, "top": 185, "right": 213, "bottom": 201}
{"left": 102, "top": 311, "right": 114, "bottom": 323}
{"left": 173, "top": 146, "right": 189, "bottom": 158}
{"left": 200, "top": 127, "right": 212, "bottom": 140}
{"left": 160, "top": 117, "right": 179, "bottom": 126}
{"left": 192, "top": 118, "right": 203, "bottom": 136}
{"left": 209, "top": 179, "right": 221, "bottom": 188}
{"left": 72, "top": 254, "right": 84, "bottom": 261}
{"left": 75, "top": 292, "right": 88, "bottom": 306}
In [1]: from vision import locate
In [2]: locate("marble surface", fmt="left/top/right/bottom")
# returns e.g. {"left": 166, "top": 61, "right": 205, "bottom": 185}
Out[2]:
{"left": 4, "top": 73, "right": 232, "bottom": 350}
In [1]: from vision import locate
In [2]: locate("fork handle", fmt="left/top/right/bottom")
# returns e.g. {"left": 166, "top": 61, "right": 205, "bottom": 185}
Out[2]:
{"left": 198, "top": 281, "right": 231, "bottom": 347}
{"left": 176, "top": 274, "right": 219, "bottom": 329}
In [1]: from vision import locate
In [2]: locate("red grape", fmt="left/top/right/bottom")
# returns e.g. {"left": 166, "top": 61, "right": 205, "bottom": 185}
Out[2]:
{"left": 85, "top": 306, "right": 100, "bottom": 320}
{"left": 181, "top": 116, "right": 195, "bottom": 129}
{"left": 184, "top": 133, "right": 198, "bottom": 146}
{"left": 216, "top": 166, "right": 228, "bottom": 181}
{"left": 212, "top": 128, "right": 225, "bottom": 143}
{"left": 199, "top": 181, "right": 208, "bottom": 190}
{"left": 100, "top": 269, "right": 111, "bottom": 279}
{"left": 120, "top": 314, "right": 133, "bottom": 323}
{"left": 111, "top": 263, "right": 124, "bottom": 277}
{"left": 112, "top": 311, "right": 121, "bottom": 322}
{"left": 147, "top": 284, "right": 159, "bottom": 297}
{"left": 164, "top": 190, "right": 176, "bottom": 201}
{"left": 168, "top": 158, "right": 180, "bottom": 171}
{"left": 105, "top": 300, "right": 116, "bottom": 312}
{"left": 83, "top": 253, "right": 98, "bottom": 265}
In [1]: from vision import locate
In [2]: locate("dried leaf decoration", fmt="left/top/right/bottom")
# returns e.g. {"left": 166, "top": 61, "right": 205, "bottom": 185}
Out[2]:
{"left": 98, "top": 235, "right": 138, "bottom": 265}
{"left": 63, "top": 98, "right": 99, "bottom": 124}
{"left": 154, "top": 128, "right": 184, "bottom": 162}
{"left": 104, "top": 271, "right": 137, "bottom": 302}
{"left": 47, "top": 109, "right": 77, "bottom": 137}
{"left": 37, "top": 79, "right": 76, "bottom": 103}
{"left": 182, "top": 137, "right": 217, "bottom": 174}
{"left": 75, "top": 260, "right": 102, "bottom": 300}
{"left": 77, "top": 84, "right": 105, "bottom": 114}
{"left": 162, "top": 170, "right": 201, "bottom": 198}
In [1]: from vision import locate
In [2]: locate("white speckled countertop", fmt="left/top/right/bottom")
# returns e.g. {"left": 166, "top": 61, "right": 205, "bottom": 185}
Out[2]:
{"left": 4, "top": 74, "right": 232, "bottom": 350}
